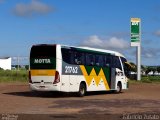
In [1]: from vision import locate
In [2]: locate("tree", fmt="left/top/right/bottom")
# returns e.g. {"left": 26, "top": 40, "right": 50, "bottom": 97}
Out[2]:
{"left": 141, "top": 65, "right": 147, "bottom": 75}
{"left": 145, "top": 67, "right": 151, "bottom": 75}
{"left": 25, "top": 65, "right": 29, "bottom": 70}
{"left": 129, "top": 62, "right": 136, "bottom": 72}
{"left": 0, "top": 67, "right": 3, "bottom": 70}
{"left": 157, "top": 66, "right": 160, "bottom": 74}
{"left": 151, "top": 67, "right": 156, "bottom": 75}
{"left": 146, "top": 66, "right": 156, "bottom": 75}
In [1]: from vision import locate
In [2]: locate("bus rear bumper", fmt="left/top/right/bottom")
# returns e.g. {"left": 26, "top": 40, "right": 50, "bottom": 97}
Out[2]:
{"left": 29, "top": 83, "right": 60, "bottom": 91}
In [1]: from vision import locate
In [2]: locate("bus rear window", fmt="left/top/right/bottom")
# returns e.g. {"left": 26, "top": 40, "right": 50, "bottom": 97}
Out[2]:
{"left": 30, "top": 45, "right": 56, "bottom": 69}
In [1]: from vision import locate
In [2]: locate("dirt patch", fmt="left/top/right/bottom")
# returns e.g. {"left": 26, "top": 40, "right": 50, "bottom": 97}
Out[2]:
{"left": 51, "top": 99, "right": 160, "bottom": 108}
{"left": 49, "top": 99, "right": 160, "bottom": 114}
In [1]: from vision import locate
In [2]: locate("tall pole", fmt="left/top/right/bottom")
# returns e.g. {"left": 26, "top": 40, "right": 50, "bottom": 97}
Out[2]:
{"left": 137, "top": 44, "right": 141, "bottom": 80}
{"left": 137, "top": 17, "right": 141, "bottom": 81}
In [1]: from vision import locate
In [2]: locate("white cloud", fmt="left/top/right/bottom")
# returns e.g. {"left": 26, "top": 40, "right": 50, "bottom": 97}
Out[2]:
{"left": 13, "top": 0, "right": 53, "bottom": 17}
{"left": 82, "top": 35, "right": 103, "bottom": 47}
{"left": 142, "top": 47, "right": 160, "bottom": 58}
{"left": 81, "top": 35, "right": 129, "bottom": 50}
{"left": 145, "top": 53, "right": 153, "bottom": 58}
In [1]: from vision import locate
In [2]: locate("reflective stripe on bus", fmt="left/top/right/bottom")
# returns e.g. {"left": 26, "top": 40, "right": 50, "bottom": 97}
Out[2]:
{"left": 30, "top": 70, "right": 56, "bottom": 76}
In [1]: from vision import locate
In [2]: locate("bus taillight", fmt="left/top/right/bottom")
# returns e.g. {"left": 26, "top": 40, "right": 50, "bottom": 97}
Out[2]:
{"left": 29, "top": 71, "right": 32, "bottom": 83}
{"left": 53, "top": 71, "right": 60, "bottom": 84}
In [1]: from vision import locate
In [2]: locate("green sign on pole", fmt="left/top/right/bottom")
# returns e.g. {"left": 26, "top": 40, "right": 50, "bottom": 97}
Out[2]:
{"left": 131, "top": 18, "right": 141, "bottom": 46}
{"left": 130, "top": 18, "right": 141, "bottom": 81}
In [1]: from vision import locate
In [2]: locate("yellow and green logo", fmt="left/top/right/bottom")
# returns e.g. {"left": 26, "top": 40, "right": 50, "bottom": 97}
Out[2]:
{"left": 80, "top": 65, "right": 110, "bottom": 90}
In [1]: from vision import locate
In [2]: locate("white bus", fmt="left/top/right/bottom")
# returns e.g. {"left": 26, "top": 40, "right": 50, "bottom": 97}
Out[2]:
{"left": 29, "top": 44, "right": 129, "bottom": 96}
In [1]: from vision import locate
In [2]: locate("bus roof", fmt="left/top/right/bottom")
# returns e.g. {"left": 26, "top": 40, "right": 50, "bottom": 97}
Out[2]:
{"left": 60, "top": 44, "right": 125, "bottom": 58}
{"left": 31, "top": 44, "right": 125, "bottom": 58}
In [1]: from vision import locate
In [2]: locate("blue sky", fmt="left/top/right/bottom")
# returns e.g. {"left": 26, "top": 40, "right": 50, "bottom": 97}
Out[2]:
{"left": 0, "top": 0, "right": 160, "bottom": 65}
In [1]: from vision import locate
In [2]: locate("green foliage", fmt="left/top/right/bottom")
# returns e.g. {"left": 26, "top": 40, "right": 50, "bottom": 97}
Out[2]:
{"left": 25, "top": 65, "right": 29, "bottom": 70}
{"left": 157, "top": 67, "right": 160, "bottom": 73}
{"left": 0, "top": 67, "right": 3, "bottom": 70}
{"left": 144, "top": 75, "right": 160, "bottom": 82}
{"left": 129, "top": 75, "right": 160, "bottom": 83}
{"left": 128, "top": 62, "right": 137, "bottom": 72}
{"left": 0, "top": 69, "right": 28, "bottom": 83}
{"left": 146, "top": 67, "right": 157, "bottom": 74}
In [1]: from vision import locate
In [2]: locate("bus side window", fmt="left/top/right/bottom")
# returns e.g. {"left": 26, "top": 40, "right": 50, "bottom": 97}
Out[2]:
{"left": 95, "top": 55, "right": 104, "bottom": 66}
{"left": 112, "top": 56, "right": 122, "bottom": 70}
{"left": 86, "top": 53, "right": 95, "bottom": 66}
{"left": 74, "top": 52, "right": 85, "bottom": 65}
{"left": 95, "top": 55, "right": 99, "bottom": 66}
{"left": 105, "top": 55, "right": 111, "bottom": 67}
{"left": 120, "top": 57, "right": 127, "bottom": 69}
{"left": 70, "top": 51, "right": 75, "bottom": 64}
{"left": 120, "top": 57, "right": 128, "bottom": 75}
{"left": 62, "top": 48, "right": 71, "bottom": 64}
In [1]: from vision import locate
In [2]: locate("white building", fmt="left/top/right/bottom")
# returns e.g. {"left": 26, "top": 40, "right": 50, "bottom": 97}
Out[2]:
{"left": 148, "top": 71, "right": 160, "bottom": 76}
{"left": 0, "top": 57, "right": 11, "bottom": 70}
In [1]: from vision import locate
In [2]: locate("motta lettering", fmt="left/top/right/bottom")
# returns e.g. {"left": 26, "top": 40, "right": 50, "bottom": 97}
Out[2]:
{"left": 34, "top": 59, "right": 51, "bottom": 64}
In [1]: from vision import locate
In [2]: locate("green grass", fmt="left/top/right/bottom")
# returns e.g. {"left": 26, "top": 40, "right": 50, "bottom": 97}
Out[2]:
{"left": 129, "top": 75, "right": 160, "bottom": 83}
{"left": 142, "top": 76, "right": 160, "bottom": 83}
{"left": 0, "top": 69, "right": 160, "bottom": 84}
{"left": 0, "top": 70, "right": 28, "bottom": 83}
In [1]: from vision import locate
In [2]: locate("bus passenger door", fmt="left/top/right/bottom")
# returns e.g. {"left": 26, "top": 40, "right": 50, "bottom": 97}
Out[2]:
{"left": 115, "top": 56, "right": 126, "bottom": 89}
{"left": 115, "top": 68, "right": 125, "bottom": 85}
{"left": 110, "top": 68, "right": 125, "bottom": 90}
{"left": 110, "top": 68, "right": 116, "bottom": 90}
{"left": 110, "top": 56, "right": 125, "bottom": 90}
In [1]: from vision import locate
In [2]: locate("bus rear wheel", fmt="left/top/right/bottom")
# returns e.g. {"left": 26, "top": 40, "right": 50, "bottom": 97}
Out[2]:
{"left": 77, "top": 83, "right": 86, "bottom": 97}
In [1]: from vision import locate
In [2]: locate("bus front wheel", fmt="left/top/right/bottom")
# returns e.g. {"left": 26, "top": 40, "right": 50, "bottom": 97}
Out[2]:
{"left": 115, "top": 82, "right": 122, "bottom": 93}
{"left": 77, "top": 83, "right": 86, "bottom": 97}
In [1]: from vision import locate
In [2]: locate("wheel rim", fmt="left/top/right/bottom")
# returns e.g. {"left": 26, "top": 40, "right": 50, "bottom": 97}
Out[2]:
{"left": 80, "top": 87, "right": 85, "bottom": 95}
{"left": 117, "top": 85, "right": 120, "bottom": 92}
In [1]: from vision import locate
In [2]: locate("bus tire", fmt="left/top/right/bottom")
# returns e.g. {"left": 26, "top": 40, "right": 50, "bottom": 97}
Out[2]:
{"left": 115, "top": 82, "right": 122, "bottom": 93}
{"left": 77, "top": 83, "right": 86, "bottom": 97}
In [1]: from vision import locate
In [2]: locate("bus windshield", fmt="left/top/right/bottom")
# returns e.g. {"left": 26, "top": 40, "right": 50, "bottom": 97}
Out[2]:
{"left": 30, "top": 45, "right": 56, "bottom": 69}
